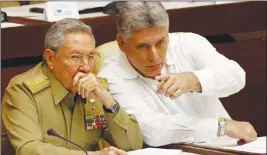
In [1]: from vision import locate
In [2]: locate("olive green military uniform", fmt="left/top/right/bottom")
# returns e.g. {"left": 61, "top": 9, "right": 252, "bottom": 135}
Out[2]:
{"left": 2, "top": 62, "right": 143, "bottom": 155}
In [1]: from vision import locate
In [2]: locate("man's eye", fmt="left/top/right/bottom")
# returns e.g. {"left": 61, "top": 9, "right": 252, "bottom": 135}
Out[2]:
{"left": 87, "top": 55, "right": 94, "bottom": 59}
{"left": 137, "top": 44, "right": 148, "bottom": 49}
{"left": 71, "top": 55, "right": 81, "bottom": 59}
{"left": 157, "top": 40, "right": 164, "bottom": 45}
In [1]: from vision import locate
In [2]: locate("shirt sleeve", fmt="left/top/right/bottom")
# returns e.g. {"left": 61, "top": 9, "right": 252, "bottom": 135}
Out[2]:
{"left": 98, "top": 71, "right": 219, "bottom": 147}
{"left": 182, "top": 33, "right": 246, "bottom": 97}
{"left": 1, "top": 83, "right": 86, "bottom": 155}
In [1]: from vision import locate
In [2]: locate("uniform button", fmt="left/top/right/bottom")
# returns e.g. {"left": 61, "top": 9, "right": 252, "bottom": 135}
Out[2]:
{"left": 119, "top": 117, "right": 124, "bottom": 123}
{"left": 94, "top": 138, "right": 99, "bottom": 143}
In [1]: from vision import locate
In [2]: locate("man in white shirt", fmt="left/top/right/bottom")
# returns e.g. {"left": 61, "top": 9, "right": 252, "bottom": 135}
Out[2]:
{"left": 98, "top": 2, "right": 257, "bottom": 147}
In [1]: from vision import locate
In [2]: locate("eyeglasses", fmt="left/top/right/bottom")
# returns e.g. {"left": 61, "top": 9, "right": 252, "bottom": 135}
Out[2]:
{"left": 68, "top": 53, "right": 99, "bottom": 65}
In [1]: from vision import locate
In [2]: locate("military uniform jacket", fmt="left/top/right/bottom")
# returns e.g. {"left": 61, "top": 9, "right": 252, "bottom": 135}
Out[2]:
{"left": 2, "top": 62, "right": 143, "bottom": 155}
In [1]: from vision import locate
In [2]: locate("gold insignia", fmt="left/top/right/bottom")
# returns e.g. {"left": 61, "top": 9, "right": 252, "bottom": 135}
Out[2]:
{"left": 23, "top": 75, "right": 50, "bottom": 94}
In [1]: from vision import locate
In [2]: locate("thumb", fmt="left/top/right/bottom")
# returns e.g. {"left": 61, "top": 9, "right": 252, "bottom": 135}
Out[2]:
{"left": 155, "top": 74, "right": 169, "bottom": 81}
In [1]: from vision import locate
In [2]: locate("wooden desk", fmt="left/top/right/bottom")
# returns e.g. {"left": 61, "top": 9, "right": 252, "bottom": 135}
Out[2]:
{"left": 2, "top": 132, "right": 263, "bottom": 155}
{"left": 166, "top": 143, "right": 263, "bottom": 155}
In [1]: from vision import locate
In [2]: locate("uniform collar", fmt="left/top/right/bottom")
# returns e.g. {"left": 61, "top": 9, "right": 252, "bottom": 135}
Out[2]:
{"left": 42, "top": 63, "right": 70, "bottom": 106}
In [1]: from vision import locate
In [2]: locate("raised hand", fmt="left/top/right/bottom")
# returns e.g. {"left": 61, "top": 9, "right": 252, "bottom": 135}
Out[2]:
{"left": 155, "top": 72, "right": 201, "bottom": 99}
{"left": 72, "top": 72, "right": 114, "bottom": 109}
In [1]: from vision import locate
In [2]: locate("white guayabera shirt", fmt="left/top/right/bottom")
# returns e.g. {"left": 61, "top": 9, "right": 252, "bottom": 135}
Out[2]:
{"left": 98, "top": 32, "right": 246, "bottom": 146}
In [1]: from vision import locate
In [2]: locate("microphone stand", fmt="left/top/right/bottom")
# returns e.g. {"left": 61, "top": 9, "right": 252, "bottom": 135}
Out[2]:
{"left": 47, "top": 128, "right": 88, "bottom": 155}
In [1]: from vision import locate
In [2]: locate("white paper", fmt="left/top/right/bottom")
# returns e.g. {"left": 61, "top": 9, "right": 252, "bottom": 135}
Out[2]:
{"left": 220, "top": 137, "right": 266, "bottom": 154}
{"left": 127, "top": 148, "right": 182, "bottom": 155}
{"left": 194, "top": 136, "right": 239, "bottom": 147}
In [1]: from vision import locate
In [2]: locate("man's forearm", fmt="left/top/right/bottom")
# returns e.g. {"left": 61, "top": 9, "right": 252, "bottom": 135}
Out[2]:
{"left": 17, "top": 140, "right": 85, "bottom": 155}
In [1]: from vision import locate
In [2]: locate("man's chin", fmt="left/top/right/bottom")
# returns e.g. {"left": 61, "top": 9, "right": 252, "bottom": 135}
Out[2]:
{"left": 143, "top": 71, "right": 161, "bottom": 79}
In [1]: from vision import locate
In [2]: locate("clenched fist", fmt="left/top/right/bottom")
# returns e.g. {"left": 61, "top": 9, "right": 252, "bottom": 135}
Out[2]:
{"left": 225, "top": 119, "right": 257, "bottom": 144}
{"left": 72, "top": 72, "right": 114, "bottom": 109}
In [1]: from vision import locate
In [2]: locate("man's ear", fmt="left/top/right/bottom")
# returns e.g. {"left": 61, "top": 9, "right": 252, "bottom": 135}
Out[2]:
{"left": 116, "top": 34, "right": 126, "bottom": 53}
{"left": 44, "top": 49, "right": 55, "bottom": 69}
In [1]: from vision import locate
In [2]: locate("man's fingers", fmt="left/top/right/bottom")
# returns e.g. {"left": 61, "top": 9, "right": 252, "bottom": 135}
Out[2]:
{"left": 156, "top": 78, "right": 174, "bottom": 94}
{"left": 109, "top": 146, "right": 127, "bottom": 155}
{"left": 107, "top": 151, "right": 117, "bottom": 155}
{"left": 78, "top": 77, "right": 89, "bottom": 96}
{"left": 164, "top": 84, "right": 178, "bottom": 97}
{"left": 73, "top": 72, "right": 86, "bottom": 86}
{"left": 170, "top": 88, "right": 186, "bottom": 99}
{"left": 243, "top": 134, "right": 253, "bottom": 143}
{"left": 155, "top": 74, "right": 169, "bottom": 81}
{"left": 76, "top": 73, "right": 98, "bottom": 98}
{"left": 81, "top": 82, "right": 97, "bottom": 99}
{"left": 87, "top": 91, "right": 97, "bottom": 102}
{"left": 156, "top": 81, "right": 165, "bottom": 92}
{"left": 241, "top": 130, "right": 257, "bottom": 143}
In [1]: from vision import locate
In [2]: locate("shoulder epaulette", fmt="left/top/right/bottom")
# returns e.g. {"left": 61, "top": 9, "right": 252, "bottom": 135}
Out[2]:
{"left": 23, "top": 75, "right": 50, "bottom": 94}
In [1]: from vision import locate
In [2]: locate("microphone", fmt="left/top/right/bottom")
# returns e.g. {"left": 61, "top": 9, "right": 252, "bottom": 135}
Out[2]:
{"left": 47, "top": 128, "right": 88, "bottom": 155}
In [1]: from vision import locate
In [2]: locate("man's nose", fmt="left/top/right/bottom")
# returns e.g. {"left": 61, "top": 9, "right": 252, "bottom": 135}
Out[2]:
{"left": 148, "top": 46, "right": 160, "bottom": 61}
{"left": 79, "top": 59, "right": 92, "bottom": 73}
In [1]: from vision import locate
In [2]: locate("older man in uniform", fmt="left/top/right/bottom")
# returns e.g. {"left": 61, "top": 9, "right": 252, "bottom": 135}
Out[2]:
{"left": 2, "top": 18, "right": 143, "bottom": 155}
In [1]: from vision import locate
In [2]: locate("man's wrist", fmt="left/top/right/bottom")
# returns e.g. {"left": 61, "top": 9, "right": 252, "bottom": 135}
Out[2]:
{"left": 103, "top": 100, "right": 113, "bottom": 109}
{"left": 103, "top": 100, "right": 120, "bottom": 113}
{"left": 189, "top": 72, "right": 202, "bottom": 92}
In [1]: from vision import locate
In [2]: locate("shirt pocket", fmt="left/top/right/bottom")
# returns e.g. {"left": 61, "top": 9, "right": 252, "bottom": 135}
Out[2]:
{"left": 83, "top": 129, "right": 103, "bottom": 151}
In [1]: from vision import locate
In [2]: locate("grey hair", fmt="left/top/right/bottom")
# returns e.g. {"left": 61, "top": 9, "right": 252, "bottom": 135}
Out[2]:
{"left": 117, "top": 2, "right": 169, "bottom": 41}
{"left": 44, "top": 18, "right": 95, "bottom": 52}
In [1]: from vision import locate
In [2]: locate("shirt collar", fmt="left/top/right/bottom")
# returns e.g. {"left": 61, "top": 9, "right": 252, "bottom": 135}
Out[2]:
{"left": 119, "top": 52, "right": 139, "bottom": 79}
{"left": 165, "top": 41, "right": 175, "bottom": 66}
{"left": 42, "top": 63, "right": 70, "bottom": 106}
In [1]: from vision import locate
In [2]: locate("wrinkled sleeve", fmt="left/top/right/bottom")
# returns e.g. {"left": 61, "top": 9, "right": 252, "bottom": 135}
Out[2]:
{"left": 104, "top": 105, "right": 143, "bottom": 151}
{"left": 183, "top": 33, "right": 246, "bottom": 97}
